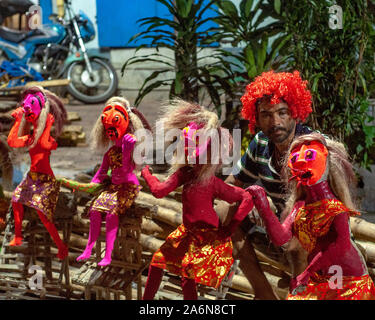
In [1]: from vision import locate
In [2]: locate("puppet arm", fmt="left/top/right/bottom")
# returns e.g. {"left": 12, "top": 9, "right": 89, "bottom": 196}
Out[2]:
{"left": 121, "top": 133, "right": 136, "bottom": 172}
{"left": 39, "top": 114, "right": 58, "bottom": 150}
{"left": 91, "top": 152, "right": 110, "bottom": 183}
{"left": 214, "top": 178, "right": 254, "bottom": 237}
{"left": 141, "top": 165, "right": 185, "bottom": 199}
{"left": 58, "top": 177, "right": 103, "bottom": 194}
{"left": 295, "top": 212, "right": 352, "bottom": 288}
{"left": 7, "top": 108, "right": 29, "bottom": 148}
{"left": 246, "top": 185, "right": 301, "bottom": 246}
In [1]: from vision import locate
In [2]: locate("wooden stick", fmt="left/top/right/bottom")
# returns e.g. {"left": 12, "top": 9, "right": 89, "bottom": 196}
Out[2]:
{"left": 350, "top": 217, "right": 375, "bottom": 243}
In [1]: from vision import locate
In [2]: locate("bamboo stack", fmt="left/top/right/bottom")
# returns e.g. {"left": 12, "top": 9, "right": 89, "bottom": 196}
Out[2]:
{"left": 2, "top": 169, "right": 375, "bottom": 300}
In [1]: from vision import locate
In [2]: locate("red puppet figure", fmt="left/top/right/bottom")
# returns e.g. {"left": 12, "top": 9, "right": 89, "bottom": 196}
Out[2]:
{"left": 141, "top": 100, "right": 254, "bottom": 300}
{"left": 247, "top": 133, "right": 375, "bottom": 300}
{"left": 7, "top": 86, "right": 68, "bottom": 260}
{"left": 75, "top": 96, "right": 151, "bottom": 267}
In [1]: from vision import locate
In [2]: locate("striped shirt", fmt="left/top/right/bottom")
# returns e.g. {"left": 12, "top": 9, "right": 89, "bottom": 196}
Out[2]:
{"left": 234, "top": 124, "right": 313, "bottom": 217}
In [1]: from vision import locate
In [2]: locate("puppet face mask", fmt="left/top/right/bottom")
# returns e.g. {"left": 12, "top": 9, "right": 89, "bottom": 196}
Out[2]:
{"left": 101, "top": 104, "right": 130, "bottom": 140}
{"left": 181, "top": 122, "right": 210, "bottom": 164}
{"left": 288, "top": 140, "right": 328, "bottom": 186}
{"left": 22, "top": 93, "right": 45, "bottom": 122}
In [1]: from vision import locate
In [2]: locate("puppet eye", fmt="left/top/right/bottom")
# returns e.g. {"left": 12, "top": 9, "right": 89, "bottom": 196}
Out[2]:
{"left": 290, "top": 153, "right": 299, "bottom": 164}
{"left": 113, "top": 115, "right": 120, "bottom": 123}
{"left": 101, "top": 115, "right": 105, "bottom": 122}
{"left": 305, "top": 149, "right": 316, "bottom": 161}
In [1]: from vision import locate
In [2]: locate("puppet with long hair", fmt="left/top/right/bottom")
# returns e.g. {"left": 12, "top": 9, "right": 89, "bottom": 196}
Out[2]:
{"left": 71, "top": 96, "right": 151, "bottom": 267}
{"left": 141, "top": 100, "right": 253, "bottom": 300}
{"left": 247, "top": 132, "right": 375, "bottom": 299}
{"left": 7, "top": 86, "right": 68, "bottom": 260}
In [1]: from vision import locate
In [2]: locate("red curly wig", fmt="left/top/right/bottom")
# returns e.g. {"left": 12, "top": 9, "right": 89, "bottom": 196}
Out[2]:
{"left": 240, "top": 70, "right": 312, "bottom": 134}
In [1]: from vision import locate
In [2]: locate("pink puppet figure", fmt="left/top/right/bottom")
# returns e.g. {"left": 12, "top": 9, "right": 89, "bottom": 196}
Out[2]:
{"left": 247, "top": 132, "right": 375, "bottom": 300}
{"left": 7, "top": 86, "right": 68, "bottom": 259}
{"left": 141, "top": 100, "right": 254, "bottom": 300}
{"left": 76, "top": 96, "right": 151, "bottom": 266}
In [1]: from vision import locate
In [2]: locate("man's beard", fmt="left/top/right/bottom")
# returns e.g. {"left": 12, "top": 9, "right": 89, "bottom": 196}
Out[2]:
{"left": 267, "top": 124, "right": 295, "bottom": 144}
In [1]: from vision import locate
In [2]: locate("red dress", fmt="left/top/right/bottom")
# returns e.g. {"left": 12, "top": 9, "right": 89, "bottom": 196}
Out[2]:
{"left": 142, "top": 166, "right": 253, "bottom": 288}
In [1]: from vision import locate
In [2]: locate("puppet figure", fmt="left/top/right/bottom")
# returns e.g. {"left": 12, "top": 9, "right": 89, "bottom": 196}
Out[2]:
{"left": 248, "top": 132, "right": 375, "bottom": 300}
{"left": 141, "top": 100, "right": 253, "bottom": 300}
{"left": 7, "top": 86, "right": 68, "bottom": 260}
{"left": 75, "top": 97, "right": 151, "bottom": 266}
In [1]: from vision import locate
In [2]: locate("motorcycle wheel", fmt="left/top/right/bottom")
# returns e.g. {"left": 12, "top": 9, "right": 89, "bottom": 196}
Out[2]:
{"left": 65, "top": 57, "right": 118, "bottom": 104}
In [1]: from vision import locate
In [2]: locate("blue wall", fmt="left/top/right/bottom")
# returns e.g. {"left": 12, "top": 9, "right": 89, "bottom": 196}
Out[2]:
{"left": 96, "top": 0, "right": 171, "bottom": 48}
{"left": 39, "top": 0, "right": 53, "bottom": 24}
{"left": 96, "top": 0, "right": 217, "bottom": 48}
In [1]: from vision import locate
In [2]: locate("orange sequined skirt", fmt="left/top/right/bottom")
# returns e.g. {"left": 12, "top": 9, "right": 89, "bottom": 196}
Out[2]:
{"left": 151, "top": 224, "right": 234, "bottom": 289}
{"left": 287, "top": 274, "right": 375, "bottom": 300}
{"left": 90, "top": 183, "right": 141, "bottom": 216}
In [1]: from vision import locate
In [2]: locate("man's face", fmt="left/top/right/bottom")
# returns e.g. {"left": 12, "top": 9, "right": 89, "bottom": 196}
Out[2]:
{"left": 256, "top": 100, "right": 296, "bottom": 144}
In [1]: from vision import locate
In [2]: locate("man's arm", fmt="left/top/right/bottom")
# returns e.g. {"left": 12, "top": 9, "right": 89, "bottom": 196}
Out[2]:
{"left": 224, "top": 174, "right": 245, "bottom": 188}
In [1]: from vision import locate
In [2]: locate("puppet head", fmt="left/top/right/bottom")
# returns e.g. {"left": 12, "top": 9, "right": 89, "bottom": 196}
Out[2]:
{"left": 17, "top": 86, "right": 66, "bottom": 149}
{"left": 181, "top": 122, "right": 211, "bottom": 164}
{"left": 101, "top": 103, "right": 130, "bottom": 141}
{"left": 160, "top": 99, "right": 233, "bottom": 183}
{"left": 91, "top": 96, "right": 152, "bottom": 153}
{"left": 22, "top": 92, "right": 46, "bottom": 123}
{"left": 282, "top": 132, "right": 358, "bottom": 216}
{"left": 288, "top": 140, "right": 328, "bottom": 187}
{"left": 240, "top": 70, "right": 312, "bottom": 134}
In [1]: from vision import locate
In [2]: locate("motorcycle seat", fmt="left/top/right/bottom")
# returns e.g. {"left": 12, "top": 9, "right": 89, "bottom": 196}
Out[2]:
{"left": 0, "top": 26, "right": 43, "bottom": 43}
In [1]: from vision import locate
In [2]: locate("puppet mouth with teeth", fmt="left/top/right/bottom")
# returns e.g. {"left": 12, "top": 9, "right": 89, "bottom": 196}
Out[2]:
{"left": 105, "top": 127, "right": 119, "bottom": 140}
{"left": 289, "top": 169, "right": 313, "bottom": 185}
{"left": 25, "top": 112, "right": 36, "bottom": 122}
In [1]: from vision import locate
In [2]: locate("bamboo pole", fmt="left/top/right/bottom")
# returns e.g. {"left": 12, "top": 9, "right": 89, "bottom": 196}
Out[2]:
{"left": 350, "top": 217, "right": 375, "bottom": 243}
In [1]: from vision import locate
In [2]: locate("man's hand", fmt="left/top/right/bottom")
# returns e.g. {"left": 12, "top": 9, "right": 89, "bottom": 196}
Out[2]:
{"left": 248, "top": 207, "right": 265, "bottom": 228}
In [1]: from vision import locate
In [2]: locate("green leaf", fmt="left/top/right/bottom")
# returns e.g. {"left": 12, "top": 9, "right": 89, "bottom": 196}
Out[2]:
{"left": 274, "top": 0, "right": 281, "bottom": 14}
{"left": 219, "top": 0, "right": 238, "bottom": 17}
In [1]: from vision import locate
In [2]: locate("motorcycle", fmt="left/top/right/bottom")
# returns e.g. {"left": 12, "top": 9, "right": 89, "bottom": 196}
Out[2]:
{"left": 0, "top": 0, "right": 118, "bottom": 103}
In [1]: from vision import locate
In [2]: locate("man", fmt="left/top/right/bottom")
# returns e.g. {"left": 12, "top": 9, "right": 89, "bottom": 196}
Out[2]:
{"left": 221, "top": 70, "right": 314, "bottom": 300}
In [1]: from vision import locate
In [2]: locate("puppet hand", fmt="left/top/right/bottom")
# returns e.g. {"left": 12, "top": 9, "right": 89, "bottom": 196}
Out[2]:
{"left": 11, "top": 107, "right": 24, "bottom": 120}
{"left": 46, "top": 113, "right": 55, "bottom": 125}
{"left": 122, "top": 133, "right": 136, "bottom": 148}
{"left": 246, "top": 185, "right": 270, "bottom": 212}
{"left": 141, "top": 165, "right": 152, "bottom": 178}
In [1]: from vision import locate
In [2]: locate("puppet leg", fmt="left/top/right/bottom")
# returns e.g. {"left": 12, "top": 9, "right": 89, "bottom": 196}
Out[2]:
{"left": 143, "top": 265, "right": 164, "bottom": 300}
{"left": 181, "top": 277, "right": 198, "bottom": 300}
{"left": 98, "top": 213, "right": 119, "bottom": 266}
{"left": 77, "top": 210, "right": 102, "bottom": 261}
{"left": 36, "top": 210, "right": 68, "bottom": 260}
{"left": 9, "top": 201, "right": 24, "bottom": 246}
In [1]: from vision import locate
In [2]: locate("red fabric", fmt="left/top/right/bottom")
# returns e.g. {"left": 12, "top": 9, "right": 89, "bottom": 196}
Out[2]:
{"left": 8, "top": 112, "right": 57, "bottom": 176}
{"left": 240, "top": 70, "right": 312, "bottom": 134}
{"left": 141, "top": 166, "right": 253, "bottom": 229}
